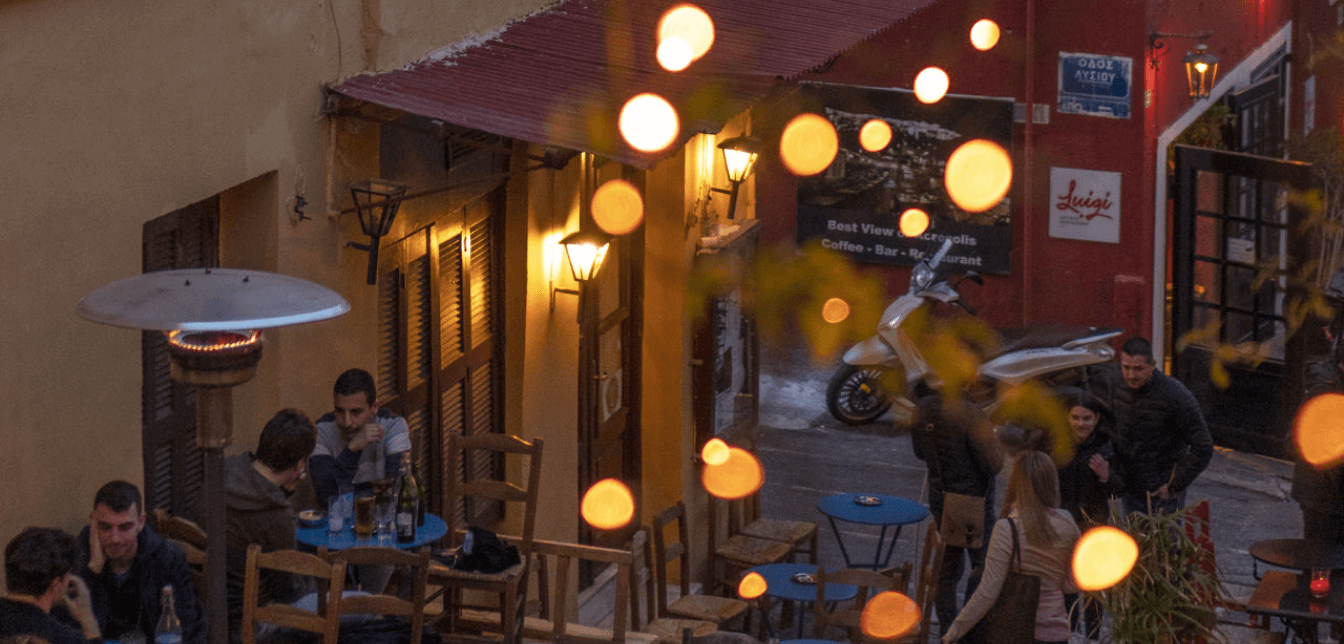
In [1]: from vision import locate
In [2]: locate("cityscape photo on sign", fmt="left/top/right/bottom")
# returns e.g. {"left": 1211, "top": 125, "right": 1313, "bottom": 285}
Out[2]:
{"left": 794, "top": 82, "right": 1015, "bottom": 275}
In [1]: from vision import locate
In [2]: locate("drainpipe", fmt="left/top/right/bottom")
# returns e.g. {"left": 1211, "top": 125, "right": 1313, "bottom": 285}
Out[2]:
{"left": 1021, "top": 0, "right": 1036, "bottom": 326}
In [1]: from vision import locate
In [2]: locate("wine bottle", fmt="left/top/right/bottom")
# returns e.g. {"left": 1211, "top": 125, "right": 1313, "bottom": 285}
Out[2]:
{"left": 411, "top": 459, "right": 427, "bottom": 526}
{"left": 154, "top": 585, "right": 182, "bottom": 644}
{"left": 397, "top": 453, "right": 419, "bottom": 543}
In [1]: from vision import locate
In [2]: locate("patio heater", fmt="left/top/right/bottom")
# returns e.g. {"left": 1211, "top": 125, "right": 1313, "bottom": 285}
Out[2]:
{"left": 77, "top": 268, "right": 349, "bottom": 644}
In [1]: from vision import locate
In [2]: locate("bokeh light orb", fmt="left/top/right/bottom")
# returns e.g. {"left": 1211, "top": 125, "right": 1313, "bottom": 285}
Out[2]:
{"left": 657, "top": 36, "right": 694, "bottom": 72}
{"left": 859, "top": 119, "right": 893, "bottom": 152}
{"left": 779, "top": 113, "right": 839, "bottom": 176}
{"left": 970, "top": 19, "right": 1001, "bottom": 51}
{"left": 701, "top": 437, "right": 730, "bottom": 466}
{"left": 899, "top": 208, "right": 930, "bottom": 237}
{"left": 580, "top": 478, "right": 636, "bottom": 531}
{"left": 1072, "top": 526, "right": 1138, "bottom": 591}
{"left": 861, "top": 591, "right": 920, "bottom": 639}
{"left": 738, "top": 571, "right": 767, "bottom": 599}
{"left": 822, "top": 297, "right": 851, "bottom": 324}
{"left": 620, "top": 93, "right": 679, "bottom": 153}
{"left": 658, "top": 4, "right": 714, "bottom": 63}
{"left": 592, "top": 179, "right": 644, "bottom": 235}
{"left": 944, "top": 139, "right": 1012, "bottom": 212}
{"left": 1295, "top": 392, "right": 1344, "bottom": 468}
{"left": 913, "top": 67, "right": 950, "bottom": 104}
{"left": 701, "top": 446, "right": 765, "bottom": 499}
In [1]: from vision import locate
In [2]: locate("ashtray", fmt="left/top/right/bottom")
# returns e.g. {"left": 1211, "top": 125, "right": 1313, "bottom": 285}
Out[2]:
{"left": 791, "top": 572, "right": 816, "bottom": 585}
{"left": 854, "top": 495, "right": 883, "bottom": 507}
{"left": 297, "top": 510, "right": 325, "bottom": 528}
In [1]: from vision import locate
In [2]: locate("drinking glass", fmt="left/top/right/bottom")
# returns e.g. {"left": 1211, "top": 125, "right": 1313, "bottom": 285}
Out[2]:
{"left": 354, "top": 494, "right": 376, "bottom": 539}
{"left": 327, "top": 496, "right": 346, "bottom": 535}
{"left": 1312, "top": 568, "right": 1331, "bottom": 599}
{"left": 375, "top": 499, "right": 396, "bottom": 539}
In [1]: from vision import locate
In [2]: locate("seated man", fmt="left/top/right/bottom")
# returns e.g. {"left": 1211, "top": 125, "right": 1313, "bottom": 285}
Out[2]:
{"left": 310, "top": 368, "right": 411, "bottom": 506}
{"left": 74, "top": 481, "right": 204, "bottom": 644}
{"left": 223, "top": 408, "right": 316, "bottom": 635}
{"left": 1, "top": 527, "right": 103, "bottom": 644}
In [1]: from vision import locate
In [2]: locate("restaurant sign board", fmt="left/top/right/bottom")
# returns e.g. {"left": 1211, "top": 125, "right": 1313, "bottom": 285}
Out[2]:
{"left": 1057, "top": 52, "right": 1133, "bottom": 119}
{"left": 1048, "top": 166, "right": 1121, "bottom": 244}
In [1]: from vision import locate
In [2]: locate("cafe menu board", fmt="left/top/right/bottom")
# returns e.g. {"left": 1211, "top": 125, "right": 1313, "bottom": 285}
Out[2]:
{"left": 795, "top": 83, "right": 1015, "bottom": 275}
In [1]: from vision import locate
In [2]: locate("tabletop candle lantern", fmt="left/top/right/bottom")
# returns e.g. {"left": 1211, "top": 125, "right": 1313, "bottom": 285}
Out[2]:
{"left": 1311, "top": 568, "right": 1331, "bottom": 599}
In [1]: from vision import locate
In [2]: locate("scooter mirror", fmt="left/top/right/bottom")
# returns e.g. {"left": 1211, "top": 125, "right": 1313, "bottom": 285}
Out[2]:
{"left": 963, "top": 271, "right": 984, "bottom": 286}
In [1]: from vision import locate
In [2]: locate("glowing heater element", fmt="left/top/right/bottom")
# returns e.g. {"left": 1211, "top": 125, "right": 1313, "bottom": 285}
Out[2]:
{"left": 899, "top": 208, "right": 930, "bottom": 237}
{"left": 914, "top": 67, "right": 950, "bottom": 104}
{"left": 822, "top": 297, "right": 851, "bottom": 324}
{"left": 738, "top": 571, "right": 767, "bottom": 599}
{"left": 658, "top": 4, "right": 715, "bottom": 63}
{"left": 620, "top": 93, "right": 679, "bottom": 153}
{"left": 592, "top": 179, "right": 645, "bottom": 235}
{"left": 861, "top": 591, "right": 921, "bottom": 639}
{"left": 779, "top": 113, "right": 839, "bottom": 176}
{"left": 970, "top": 19, "right": 1001, "bottom": 50}
{"left": 1072, "top": 526, "right": 1138, "bottom": 591}
{"left": 657, "top": 36, "right": 694, "bottom": 71}
{"left": 859, "top": 119, "right": 893, "bottom": 152}
{"left": 580, "top": 478, "right": 636, "bottom": 530}
{"left": 701, "top": 446, "right": 765, "bottom": 499}
{"left": 1295, "top": 393, "right": 1344, "bottom": 468}
{"left": 701, "top": 438, "right": 730, "bottom": 466}
{"left": 944, "top": 139, "right": 1012, "bottom": 213}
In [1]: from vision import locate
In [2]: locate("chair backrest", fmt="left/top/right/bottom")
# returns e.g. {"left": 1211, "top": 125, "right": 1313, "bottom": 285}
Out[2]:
{"left": 909, "top": 521, "right": 945, "bottom": 644}
{"left": 240, "top": 544, "right": 346, "bottom": 644}
{"left": 649, "top": 502, "right": 692, "bottom": 618}
{"left": 165, "top": 537, "right": 207, "bottom": 599}
{"left": 329, "top": 546, "right": 431, "bottom": 644}
{"left": 446, "top": 433, "right": 544, "bottom": 555}
{"left": 153, "top": 508, "right": 207, "bottom": 549}
{"left": 813, "top": 567, "right": 906, "bottom": 642}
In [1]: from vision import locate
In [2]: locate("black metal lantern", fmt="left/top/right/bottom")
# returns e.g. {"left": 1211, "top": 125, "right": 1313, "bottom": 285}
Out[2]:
{"left": 712, "top": 136, "right": 764, "bottom": 219}
{"left": 1182, "top": 43, "right": 1220, "bottom": 100}
{"left": 348, "top": 179, "right": 408, "bottom": 285}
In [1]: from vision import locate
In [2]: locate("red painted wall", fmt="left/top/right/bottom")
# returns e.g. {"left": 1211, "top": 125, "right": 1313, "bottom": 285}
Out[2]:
{"left": 755, "top": 0, "right": 1293, "bottom": 347}
{"left": 1290, "top": 1, "right": 1344, "bottom": 135}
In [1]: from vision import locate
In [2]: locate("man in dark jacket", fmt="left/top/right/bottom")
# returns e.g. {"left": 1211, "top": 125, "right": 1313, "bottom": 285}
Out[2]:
{"left": 1111, "top": 337, "right": 1213, "bottom": 515}
{"left": 2, "top": 527, "right": 103, "bottom": 644}
{"left": 1290, "top": 341, "right": 1344, "bottom": 543}
{"left": 1056, "top": 388, "right": 1125, "bottom": 527}
{"left": 911, "top": 391, "right": 1003, "bottom": 637}
{"left": 72, "top": 481, "right": 203, "bottom": 644}
{"left": 223, "top": 408, "right": 317, "bottom": 636}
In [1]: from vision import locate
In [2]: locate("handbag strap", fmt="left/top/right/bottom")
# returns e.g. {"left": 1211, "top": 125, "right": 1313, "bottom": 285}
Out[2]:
{"left": 1005, "top": 517, "right": 1023, "bottom": 572}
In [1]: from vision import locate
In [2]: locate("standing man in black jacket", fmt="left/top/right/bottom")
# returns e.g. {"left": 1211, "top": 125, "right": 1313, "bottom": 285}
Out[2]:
{"left": 1112, "top": 337, "right": 1213, "bottom": 516}
{"left": 911, "top": 391, "right": 1003, "bottom": 637}
{"left": 74, "top": 481, "right": 204, "bottom": 644}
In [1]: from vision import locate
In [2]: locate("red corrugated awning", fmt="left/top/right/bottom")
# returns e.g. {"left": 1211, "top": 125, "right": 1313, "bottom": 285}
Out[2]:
{"left": 334, "top": 0, "right": 938, "bottom": 168}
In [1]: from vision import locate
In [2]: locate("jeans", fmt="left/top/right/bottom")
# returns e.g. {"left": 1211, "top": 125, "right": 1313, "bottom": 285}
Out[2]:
{"left": 935, "top": 542, "right": 987, "bottom": 634}
{"left": 1121, "top": 488, "right": 1185, "bottom": 516}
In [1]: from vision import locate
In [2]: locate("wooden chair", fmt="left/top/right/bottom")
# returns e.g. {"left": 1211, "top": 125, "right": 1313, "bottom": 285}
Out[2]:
{"left": 707, "top": 496, "right": 793, "bottom": 596}
{"left": 813, "top": 566, "right": 910, "bottom": 642}
{"left": 733, "top": 494, "right": 819, "bottom": 564}
{"left": 327, "top": 546, "right": 432, "bottom": 644}
{"left": 633, "top": 529, "right": 719, "bottom": 644}
{"left": 905, "top": 522, "right": 944, "bottom": 644}
{"left": 240, "top": 544, "right": 346, "bottom": 644}
{"left": 650, "top": 502, "right": 749, "bottom": 627}
{"left": 432, "top": 433, "right": 544, "bottom": 644}
{"left": 152, "top": 509, "right": 208, "bottom": 599}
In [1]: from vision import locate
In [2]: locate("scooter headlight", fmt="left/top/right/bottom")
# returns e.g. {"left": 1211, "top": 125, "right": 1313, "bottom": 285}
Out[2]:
{"left": 911, "top": 263, "right": 935, "bottom": 292}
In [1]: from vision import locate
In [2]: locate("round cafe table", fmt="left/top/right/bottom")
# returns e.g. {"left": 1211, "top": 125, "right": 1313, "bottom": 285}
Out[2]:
{"left": 297, "top": 512, "right": 447, "bottom": 550}
{"left": 816, "top": 493, "right": 928, "bottom": 569}
{"left": 1249, "top": 538, "right": 1344, "bottom": 579}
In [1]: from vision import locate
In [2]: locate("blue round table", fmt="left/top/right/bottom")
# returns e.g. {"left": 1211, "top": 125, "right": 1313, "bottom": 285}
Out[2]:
{"left": 297, "top": 512, "right": 448, "bottom": 550}
{"left": 815, "top": 493, "right": 928, "bottom": 569}
{"left": 748, "top": 563, "right": 857, "bottom": 638}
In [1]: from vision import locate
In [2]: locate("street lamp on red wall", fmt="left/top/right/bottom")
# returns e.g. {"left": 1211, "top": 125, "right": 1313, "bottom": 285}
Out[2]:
{"left": 1150, "top": 32, "right": 1220, "bottom": 100}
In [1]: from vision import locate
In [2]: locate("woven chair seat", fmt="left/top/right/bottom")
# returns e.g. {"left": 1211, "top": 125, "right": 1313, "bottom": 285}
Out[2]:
{"left": 667, "top": 594, "right": 748, "bottom": 624}
{"left": 740, "top": 518, "right": 816, "bottom": 544}
{"left": 644, "top": 617, "right": 717, "bottom": 644}
{"left": 715, "top": 534, "right": 793, "bottom": 566}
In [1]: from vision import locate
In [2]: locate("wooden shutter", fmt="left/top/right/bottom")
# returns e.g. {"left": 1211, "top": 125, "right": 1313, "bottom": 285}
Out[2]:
{"left": 376, "top": 230, "right": 436, "bottom": 483}
{"left": 141, "top": 197, "right": 219, "bottom": 520}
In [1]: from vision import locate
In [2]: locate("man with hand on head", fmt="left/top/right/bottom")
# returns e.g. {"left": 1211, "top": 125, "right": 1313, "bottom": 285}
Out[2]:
{"left": 310, "top": 368, "right": 411, "bottom": 507}
{"left": 1, "top": 527, "right": 103, "bottom": 644}
{"left": 73, "top": 481, "right": 203, "bottom": 644}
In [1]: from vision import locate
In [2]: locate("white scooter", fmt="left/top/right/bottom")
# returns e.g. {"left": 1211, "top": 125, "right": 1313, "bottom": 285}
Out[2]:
{"left": 825, "top": 238, "right": 1122, "bottom": 426}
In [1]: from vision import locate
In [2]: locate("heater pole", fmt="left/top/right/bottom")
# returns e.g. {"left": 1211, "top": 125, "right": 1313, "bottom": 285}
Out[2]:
{"left": 196, "top": 386, "right": 233, "bottom": 644}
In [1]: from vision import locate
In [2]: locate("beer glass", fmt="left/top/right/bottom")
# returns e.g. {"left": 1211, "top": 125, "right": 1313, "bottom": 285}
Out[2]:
{"left": 354, "top": 494, "right": 376, "bottom": 539}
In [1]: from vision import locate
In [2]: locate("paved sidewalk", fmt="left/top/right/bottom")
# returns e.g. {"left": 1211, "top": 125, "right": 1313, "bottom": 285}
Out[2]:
{"left": 755, "top": 349, "right": 1300, "bottom": 643}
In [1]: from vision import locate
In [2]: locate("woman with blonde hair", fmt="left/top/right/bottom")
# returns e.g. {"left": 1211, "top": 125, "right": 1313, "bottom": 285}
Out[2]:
{"left": 942, "top": 451, "right": 1082, "bottom": 644}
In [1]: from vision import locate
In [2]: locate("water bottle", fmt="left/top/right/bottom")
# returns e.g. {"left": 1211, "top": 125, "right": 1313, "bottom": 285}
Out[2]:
{"left": 154, "top": 585, "right": 182, "bottom": 644}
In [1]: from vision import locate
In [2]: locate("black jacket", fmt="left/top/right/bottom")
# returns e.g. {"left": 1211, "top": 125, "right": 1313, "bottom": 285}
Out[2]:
{"left": 2, "top": 598, "right": 102, "bottom": 644}
{"left": 72, "top": 524, "right": 203, "bottom": 644}
{"left": 1291, "top": 357, "right": 1344, "bottom": 514}
{"left": 1058, "top": 427, "right": 1125, "bottom": 526}
{"left": 910, "top": 394, "right": 1003, "bottom": 524}
{"left": 1110, "top": 370, "right": 1213, "bottom": 496}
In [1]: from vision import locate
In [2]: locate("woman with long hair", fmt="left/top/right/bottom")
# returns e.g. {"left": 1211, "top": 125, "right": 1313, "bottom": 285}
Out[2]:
{"left": 942, "top": 451, "right": 1082, "bottom": 644}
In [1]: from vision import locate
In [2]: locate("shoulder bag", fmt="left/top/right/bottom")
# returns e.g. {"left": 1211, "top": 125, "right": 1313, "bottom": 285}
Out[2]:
{"left": 960, "top": 518, "right": 1041, "bottom": 644}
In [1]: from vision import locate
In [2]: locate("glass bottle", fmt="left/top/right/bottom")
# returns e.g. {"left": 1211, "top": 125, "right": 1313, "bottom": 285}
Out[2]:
{"left": 154, "top": 585, "right": 182, "bottom": 644}
{"left": 396, "top": 452, "right": 419, "bottom": 543}
{"left": 411, "top": 459, "right": 427, "bottom": 526}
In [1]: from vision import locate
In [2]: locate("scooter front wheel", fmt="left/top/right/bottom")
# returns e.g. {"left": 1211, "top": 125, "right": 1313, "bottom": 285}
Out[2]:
{"left": 826, "top": 364, "right": 894, "bottom": 425}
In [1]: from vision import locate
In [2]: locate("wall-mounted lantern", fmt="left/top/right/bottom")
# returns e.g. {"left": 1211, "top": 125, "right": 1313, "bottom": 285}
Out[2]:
{"left": 710, "top": 135, "right": 763, "bottom": 219}
{"left": 1150, "top": 32, "right": 1220, "bottom": 100}
{"left": 347, "top": 179, "right": 408, "bottom": 285}
{"left": 551, "top": 229, "right": 613, "bottom": 314}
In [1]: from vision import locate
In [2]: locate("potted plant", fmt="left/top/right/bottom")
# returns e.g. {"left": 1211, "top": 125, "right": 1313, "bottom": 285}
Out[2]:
{"left": 1094, "top": 506, "right": 1231, "bottom": 644}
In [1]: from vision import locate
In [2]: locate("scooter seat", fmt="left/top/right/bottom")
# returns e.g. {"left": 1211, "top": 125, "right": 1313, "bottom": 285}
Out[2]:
{"left": 988, "top": 322, "right": 1114, "bottom": 358}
